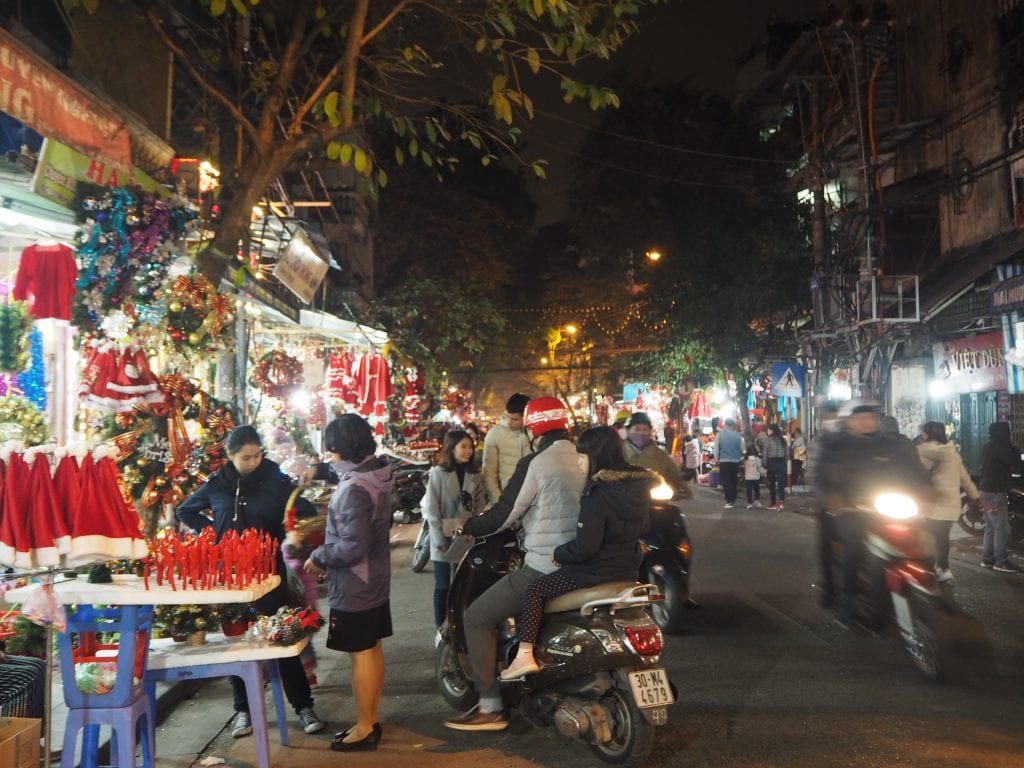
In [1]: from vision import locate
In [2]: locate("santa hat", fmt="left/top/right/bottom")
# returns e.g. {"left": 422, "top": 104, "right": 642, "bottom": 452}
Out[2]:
{"left": 0, "top": 452, "right": 32, "bottom": 568}
{"left": 24, "top": 449, "right": 70, "bottom": 566}
{"left": 94, "top": 454, "right": 148, "bottom": 557}
{"left": 66, "top": 453, "right": 148, "bottom": 567}
{"left": 53, "top": 452, "right": 82, "bottom": 537}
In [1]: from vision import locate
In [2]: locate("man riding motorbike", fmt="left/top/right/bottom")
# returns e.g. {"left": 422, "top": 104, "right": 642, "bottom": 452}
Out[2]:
{"left": 622, "top": 412, "right": 692, "bottom": 499}
{"left": 443, "top": 396, "right": 584, "bottom": 732}
{"left": 813, "top": 398, "right": 932, "bottom": 627}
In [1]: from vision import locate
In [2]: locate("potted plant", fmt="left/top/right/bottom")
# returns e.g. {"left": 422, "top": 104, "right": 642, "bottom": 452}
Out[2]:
{"left": 158, "top": 605, "right": 217, "bottom": 645}
{"left": 218, "top": 603, "right": 252, "bottom": 638}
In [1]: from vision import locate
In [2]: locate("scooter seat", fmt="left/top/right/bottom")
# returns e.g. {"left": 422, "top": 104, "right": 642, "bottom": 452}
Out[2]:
{"left": 544, "top": 581, "right": 646, "bottom": 613}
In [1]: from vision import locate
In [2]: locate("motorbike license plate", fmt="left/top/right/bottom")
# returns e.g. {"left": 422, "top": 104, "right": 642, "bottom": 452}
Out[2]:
{"left": 628, "top": 668, "right": 674, "bottom": 709}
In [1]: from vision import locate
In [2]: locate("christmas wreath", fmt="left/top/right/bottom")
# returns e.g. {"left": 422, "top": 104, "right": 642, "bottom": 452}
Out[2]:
{"left": 252, "top": 350, "right": 304, "bottom": 399}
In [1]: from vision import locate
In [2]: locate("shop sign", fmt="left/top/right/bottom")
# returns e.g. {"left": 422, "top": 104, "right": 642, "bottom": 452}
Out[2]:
{"left": 0, "top": 28, "right": 132, "bottom": 169}
{"left": 990, "top": 273, "right": 1024, "bottom": 314}
{"left": 932, "top": 331, "right": 1006, "bottom": 394}
{"left": 30, "top": 138, "right": 164, "bottom": 209}
{"left": 771, "top": 363, "right": 805, "bottom": 397}
{"left": 273, "top": 229, "right": 329, "bottom": 305}
{"left": 241, "top": 273, "right": 300, "bottom": 323}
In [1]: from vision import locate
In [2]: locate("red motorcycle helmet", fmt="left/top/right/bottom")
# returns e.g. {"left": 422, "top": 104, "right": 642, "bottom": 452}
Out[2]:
{"left": 523, "top": 396, "right": 571, "bottom": 437}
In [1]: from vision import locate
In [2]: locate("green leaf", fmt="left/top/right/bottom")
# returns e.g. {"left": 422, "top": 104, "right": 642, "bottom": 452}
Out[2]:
{"left": 421, "top": 150, "right": 433, "bottom": 168}
{"left": 326, "top": 141, "right": 341, "bottom": 160}
{"left": 403, "top": 47, "right": 414, "bottom": 61}
{"left": 210, "top": 0, "right": 227, "bottom": 16}
{"left": 425, "top": 120, "right": 437, "bottom": 145}
{"left": 531, "top": 161, "right": 547, "bottom": 179}
{"left": 315, "top": 3, "right": 326, "bottom": 20}
{"left": 377, "top": 169, "right": 389, "bottom": 188}
{"left": 498, "top": 12, "right": 515, "bottom": 34}
{"left": 492, "top": 94, "right": 513, "bottom": 124}
{"left": 82, "top": 0, "right": 99, "bottom": 12}
{"left": 395, "top": 146, "right": 405, "bottom": 166}
{"left": 232, "top": 267, "right": 246, "bottom": 287}
{"left": 481, "top": 155, "right": 492, "bottom": 167}
{"left": 467, "top": 132, "right": 482, "bottom": 150}
{"left": 526, "top": 48, "right": 541, "bottom": 75}
{"left": 339, "top": 143, "right": 354, "bottom": 165}
{"left": 532, "top": 0, "right": 544, "bottom": 17}
{"left": 324, "top": 91, "right": 339, "bottom": 120}
{"left": 491, "top": 74, "right": 507, "bottom": 94}
{"left": 354, "top": 148, "right": 368, "bottom": 173}
{"left": 230, "top": 0, "right": 249, "bottom": 15}
{"left": 475, "top": 37, "right": 487, "bottom": 53}
{"left": 409, "top": 138, "right": 419, "bottom": 157}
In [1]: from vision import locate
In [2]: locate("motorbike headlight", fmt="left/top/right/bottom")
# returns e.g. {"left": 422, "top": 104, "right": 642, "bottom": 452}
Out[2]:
{"left": 650, "top": 481, "right": 674, "bottom": 501}
{"left": 874, "top": 493, "right": 918, "bottom": 519}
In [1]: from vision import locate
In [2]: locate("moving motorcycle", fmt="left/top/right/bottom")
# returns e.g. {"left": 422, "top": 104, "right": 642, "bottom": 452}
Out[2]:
{"left": 827, "top": 492, "right": 950, "bottom": 679}
{"left": 435, "top": 528, "right": 674, "bottom": 767}
{"left": 639, "top": 483, "right": 693, "bottom": 634}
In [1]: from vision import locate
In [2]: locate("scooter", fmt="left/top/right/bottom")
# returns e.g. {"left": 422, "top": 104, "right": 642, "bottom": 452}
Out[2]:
{"left": 639, "top": 489, "right": 693, "bottom": 634}
{"left": 389, "top": 458, "right": 429, "bottom": 526}
{"left": 411, "top": 518, "right": 431, "bottom": 573}
{"left": 957, "top": 484, "right": 1024, "bottom": 541}
{"left": 435, "top": 528, "right": 674, "bottom": 766}
{"left": 827, "top": 492, "right": 950, "bottom": 679}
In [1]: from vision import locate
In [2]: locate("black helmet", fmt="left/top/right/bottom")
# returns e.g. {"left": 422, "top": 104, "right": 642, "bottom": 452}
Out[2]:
{"left": 625, "top": 412, "right": 652, "bottom": 428}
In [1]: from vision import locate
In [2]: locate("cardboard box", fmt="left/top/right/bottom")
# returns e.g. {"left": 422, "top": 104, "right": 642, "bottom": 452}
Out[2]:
{"left": 0, "top": 717, "right": 41, "bottom": 768}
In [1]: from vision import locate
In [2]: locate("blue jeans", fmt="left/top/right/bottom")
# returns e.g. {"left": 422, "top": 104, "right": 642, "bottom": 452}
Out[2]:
{"left": 433, "top": 560, "right": 452, "bottom": 628}
{"left": 980, "top": 491, "right": 1010, "bottom": 566}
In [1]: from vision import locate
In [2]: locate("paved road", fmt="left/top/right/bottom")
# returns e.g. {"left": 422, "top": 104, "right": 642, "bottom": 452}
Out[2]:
{"left": 157, "top": 487, "right": 1024, "bottom": 767}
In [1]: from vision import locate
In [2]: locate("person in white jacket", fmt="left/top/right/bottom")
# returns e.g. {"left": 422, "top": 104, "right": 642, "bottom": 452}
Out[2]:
{"left": 421, "top": 429, "right": 488, "bottom": 628}
{"left": 481, "top": 393, "right": 533, "bottom": 503}
{"left": 916, "top": 421, "right": 981, "bottom": 583}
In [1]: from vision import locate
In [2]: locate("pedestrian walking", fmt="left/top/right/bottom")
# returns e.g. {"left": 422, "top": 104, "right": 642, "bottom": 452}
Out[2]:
{"left": 714, "top": 418, "right": 744, "bottom": 508}
{"left": 978, "top": 421, "right": 1023, "bottom": 573}
{"left": 761, "top": 423, "right": 788, "bottom": 509}
{"left": 481, "top": 393, "right": 533, "bottom": 504}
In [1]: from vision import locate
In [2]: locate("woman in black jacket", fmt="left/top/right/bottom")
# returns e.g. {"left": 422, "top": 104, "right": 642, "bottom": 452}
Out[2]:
{"left": 175, "top": 425, "right": 325, "bottom": 738}
{"left": 500, "top": 426, "right": 654, "bottom": 679}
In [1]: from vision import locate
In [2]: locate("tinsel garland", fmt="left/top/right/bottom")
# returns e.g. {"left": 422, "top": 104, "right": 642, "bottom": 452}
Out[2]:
{"left": 71, "top": 185, "right": 196, "bottom": 336}
{"left": 0, "top": 303, "right": 32, "bottom": 373}
{"left": 16, "top": 326, "right": 46, "bottom": 411}
{"left": 0, "top": 395, "right": 48, "bottom": 445}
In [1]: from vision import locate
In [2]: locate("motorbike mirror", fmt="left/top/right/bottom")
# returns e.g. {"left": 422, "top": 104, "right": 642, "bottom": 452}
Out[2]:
{"left": 650, "top": 481, "right": 674, "bottom": 501}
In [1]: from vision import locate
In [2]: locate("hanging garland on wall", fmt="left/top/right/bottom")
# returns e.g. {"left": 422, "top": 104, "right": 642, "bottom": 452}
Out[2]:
{"left": 71, "top": 184, "right": 196, "bottom": 337}
{"left": 252, "top": 350, "right": 304, "bottom": 399}
{"left": 0, "top": 303, "right": 32, "bottom": 373}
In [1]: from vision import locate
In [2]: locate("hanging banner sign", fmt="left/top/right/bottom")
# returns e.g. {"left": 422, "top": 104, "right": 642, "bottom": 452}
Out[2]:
{"left": 771, "top": 363, "right": 805, "bottom": 397}
{"left": 273, "top": 229, "right": 329, "bottom": 305}
{"left": 31, "top": 139, "right": 164, "bottom": 209}
{"left": 990, "top": 272, "right": 1024, "bottom": 314}
{"left": 0, "top": 28, "right": 133, "bottom": 170}
{"left": 932, "top": 331, "right": 1006, "bottom": 394}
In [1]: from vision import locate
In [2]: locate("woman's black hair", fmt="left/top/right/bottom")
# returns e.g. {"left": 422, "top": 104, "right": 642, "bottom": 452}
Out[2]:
{"left": 920, "top": 421, "right": 948, "bottom": 444}
{"left": 323, "top": 414, "right": 377, "bottom": 462}
{"left": 988, "top": 421, "right": 1012, "bottom": 446}
{"left": 576, "top": 426, "right": 632, "bottom": 478}
{"left": 226, "top": 425, "right": 262, "bottom": 455}
{"left": 766, "top": 423, "right": 782, "bottom": 439}
{"left": 436, "top": 430, "right": 480, "bottom": 472}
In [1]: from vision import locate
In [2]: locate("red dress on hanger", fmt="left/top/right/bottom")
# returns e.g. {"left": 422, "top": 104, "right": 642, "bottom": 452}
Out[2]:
{"left": 13, "top": 243, "right": 77, "bottom": 320}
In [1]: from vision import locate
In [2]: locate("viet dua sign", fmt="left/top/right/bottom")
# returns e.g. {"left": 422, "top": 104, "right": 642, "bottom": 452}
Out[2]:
{"left": 932, "top": 331, "right": 1006, "bottom": 394}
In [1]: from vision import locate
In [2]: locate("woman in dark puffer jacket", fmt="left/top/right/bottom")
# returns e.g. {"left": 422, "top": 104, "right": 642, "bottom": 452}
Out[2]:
{"left": 500, "top": 425, "right": 654, "bottom": 679}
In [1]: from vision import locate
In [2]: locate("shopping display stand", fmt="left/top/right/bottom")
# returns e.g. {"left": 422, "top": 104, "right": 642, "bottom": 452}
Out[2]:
{"left": 5, "top": 574, "right": 279, "bottom": 768}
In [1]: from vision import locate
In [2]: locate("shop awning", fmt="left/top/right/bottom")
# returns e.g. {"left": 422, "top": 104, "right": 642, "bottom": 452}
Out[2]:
{"left": 298, "top": 309, "right": 388, "bottom": 348}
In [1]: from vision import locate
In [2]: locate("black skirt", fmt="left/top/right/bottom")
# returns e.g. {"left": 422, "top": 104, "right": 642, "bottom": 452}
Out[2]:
{"left": 325, "top": 601, "right": 393, "bottom": 653}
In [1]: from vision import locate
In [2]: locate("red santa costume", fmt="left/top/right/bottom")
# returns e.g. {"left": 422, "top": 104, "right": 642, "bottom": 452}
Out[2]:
{"left": 79, "top": 341, "right": 164, "bottom": 413}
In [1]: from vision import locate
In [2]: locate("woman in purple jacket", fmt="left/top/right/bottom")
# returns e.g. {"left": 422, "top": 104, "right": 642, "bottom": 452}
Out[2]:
{"left": 304, "top": 415, "right": 394, "bottom": 751}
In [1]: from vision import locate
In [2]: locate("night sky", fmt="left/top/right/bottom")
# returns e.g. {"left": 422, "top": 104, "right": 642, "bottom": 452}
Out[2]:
{"left": 525, "top": 0, "right": 819, "bottom": 225}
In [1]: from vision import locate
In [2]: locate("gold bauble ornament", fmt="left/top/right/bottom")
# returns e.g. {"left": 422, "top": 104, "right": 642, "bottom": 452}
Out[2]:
{"left": 168, "top": 300, "right": 183, "bottom": 313}
{"left": 187, "top": 332, "right": 202, "bottom": 346}
{"left": 137, "top": 457, "right": 148, "bottom": 468}
{"left": 154, "top": 476, "right": 167, "bottom": 488}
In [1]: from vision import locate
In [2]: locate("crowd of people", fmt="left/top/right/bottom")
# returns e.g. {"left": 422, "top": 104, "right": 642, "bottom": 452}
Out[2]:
{"left": 169, "top": 390, "right": 1019, "bottom": 749}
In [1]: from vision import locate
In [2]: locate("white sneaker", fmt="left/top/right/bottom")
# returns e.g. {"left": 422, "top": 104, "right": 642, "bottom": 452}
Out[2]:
{"left": 746, "top": 503, "right": 753, "bottom": 509}
{"left": 935, "top": 568, "right": 954, "bottom": 583}
{"left": 724, "top": 502, "right": 735, "bottom": 509}
{"left": 753, "top": 500, "right": 763, "bottom": 508}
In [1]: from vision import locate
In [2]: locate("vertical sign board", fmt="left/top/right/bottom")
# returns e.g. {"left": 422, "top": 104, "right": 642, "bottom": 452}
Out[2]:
{"left": 771, "top": 364, "right": 805, "bottom": 398}
{"left": 273, "top": 229, "right": 329, "bottom": 305}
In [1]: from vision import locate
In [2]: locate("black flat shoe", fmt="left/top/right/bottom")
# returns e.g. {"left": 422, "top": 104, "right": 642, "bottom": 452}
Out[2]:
{"left": 329, "top": 722, "right": 382, "bottom": 752}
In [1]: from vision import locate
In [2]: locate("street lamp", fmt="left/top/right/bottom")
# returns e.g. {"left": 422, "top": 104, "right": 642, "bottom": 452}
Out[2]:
{"left": 627, "top": 249, "right": 664, "bottom": 294}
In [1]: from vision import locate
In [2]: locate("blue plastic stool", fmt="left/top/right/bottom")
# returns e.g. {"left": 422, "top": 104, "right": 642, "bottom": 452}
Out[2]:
{"left": 61, "top": 689, "right": 155, "bottom": 768}
{"left": 58, "top": 605, "right": 154, "bottom": 709}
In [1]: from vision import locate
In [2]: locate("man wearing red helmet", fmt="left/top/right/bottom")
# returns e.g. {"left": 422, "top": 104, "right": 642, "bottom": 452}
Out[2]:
{"left": 444, "top": 396, "right": 585, "bottom": 732}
